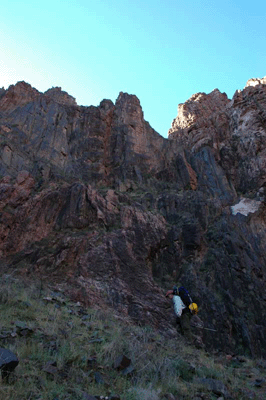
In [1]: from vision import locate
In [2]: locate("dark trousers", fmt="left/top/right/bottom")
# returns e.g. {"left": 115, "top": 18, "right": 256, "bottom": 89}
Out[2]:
{"left": 176, "top": 308, "right": 193, "bottom": 342}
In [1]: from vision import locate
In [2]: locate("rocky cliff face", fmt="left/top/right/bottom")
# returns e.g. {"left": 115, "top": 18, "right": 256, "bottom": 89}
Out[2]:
{"left": 169, "top": 78, "right": 266, "bottom": 194}
{"left": 0, "top": 78, "right": 266, "bottom": 358}
{"left": 0, "top": 83, "right": 168, "bottom": 187}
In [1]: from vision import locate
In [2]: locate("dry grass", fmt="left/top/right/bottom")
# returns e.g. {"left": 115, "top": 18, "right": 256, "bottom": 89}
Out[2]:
{"left": 0, "top": 274, "right": 265, "bottom": 400}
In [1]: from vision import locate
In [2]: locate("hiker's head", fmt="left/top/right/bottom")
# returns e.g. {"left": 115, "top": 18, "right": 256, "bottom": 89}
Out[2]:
{"left": 189, "top": 303, "right": 198, "bottom": 315}
{"left": 172, "top": 286, "right": 178, "bottom": 295}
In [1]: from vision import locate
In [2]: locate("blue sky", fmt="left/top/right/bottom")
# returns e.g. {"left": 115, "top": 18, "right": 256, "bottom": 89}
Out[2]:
{"left": 1, "top": 1, "right": 266, "bottom": 137}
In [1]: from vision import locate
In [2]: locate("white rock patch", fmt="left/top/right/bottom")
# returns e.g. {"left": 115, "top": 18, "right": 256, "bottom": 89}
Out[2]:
{"left": 231, "top": 198, "right": 261, "bottom": 216}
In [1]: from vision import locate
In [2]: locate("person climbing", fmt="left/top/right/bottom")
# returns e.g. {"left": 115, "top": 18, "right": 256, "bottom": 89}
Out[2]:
{"left": 166, "top": 285, "right": 198, "bottom": 343}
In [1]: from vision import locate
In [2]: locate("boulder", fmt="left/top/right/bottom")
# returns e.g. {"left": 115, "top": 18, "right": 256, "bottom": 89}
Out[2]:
{"left": 113, "top": 355, "right": 131, "bottom": 371}
{"left": 0, "top": 348, "right": 19, "bottom": 381}
{"left": 198, "top": 378, "right": 230, "bottom": 398}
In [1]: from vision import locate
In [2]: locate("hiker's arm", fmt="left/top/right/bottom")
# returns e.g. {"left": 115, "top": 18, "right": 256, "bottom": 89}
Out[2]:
{"left": 165, "top": 290, "right": 173, "bottom": 297}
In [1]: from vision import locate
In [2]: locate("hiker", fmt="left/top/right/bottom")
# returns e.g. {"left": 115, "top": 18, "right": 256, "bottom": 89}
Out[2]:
{"left": 166, "top": 286, "right": 198, "bottom": 343}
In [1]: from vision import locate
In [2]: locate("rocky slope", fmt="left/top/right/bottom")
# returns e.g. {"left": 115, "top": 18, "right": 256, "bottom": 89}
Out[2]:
{"left": 0, "top": 78, "right": 266, "bottom": 358}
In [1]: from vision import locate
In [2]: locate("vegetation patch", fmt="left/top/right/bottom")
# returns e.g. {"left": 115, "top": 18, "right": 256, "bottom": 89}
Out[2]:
{"left": 0, "top": 275, "right": 265, "bottom": 399}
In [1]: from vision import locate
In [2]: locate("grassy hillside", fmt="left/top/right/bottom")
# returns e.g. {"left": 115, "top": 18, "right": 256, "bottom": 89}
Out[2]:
{"left": 0, "top": 274, "right": 265, "bottom": 400}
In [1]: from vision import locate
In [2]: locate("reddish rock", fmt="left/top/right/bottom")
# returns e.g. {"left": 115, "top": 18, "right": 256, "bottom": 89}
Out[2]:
{"left": 0, "top": 81, "right": 40, "bottom": 113}
{"left": 168, "top": 76, "right": 266, "bottom": 193}
{"left": 44, "top": 87, "right": 77, "bottom": 106}
{"left": 0, "top": 77, "right": 266, "bottom": 358}
{"left": 168, "top": 88, "right": 230, "bottom": 151}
